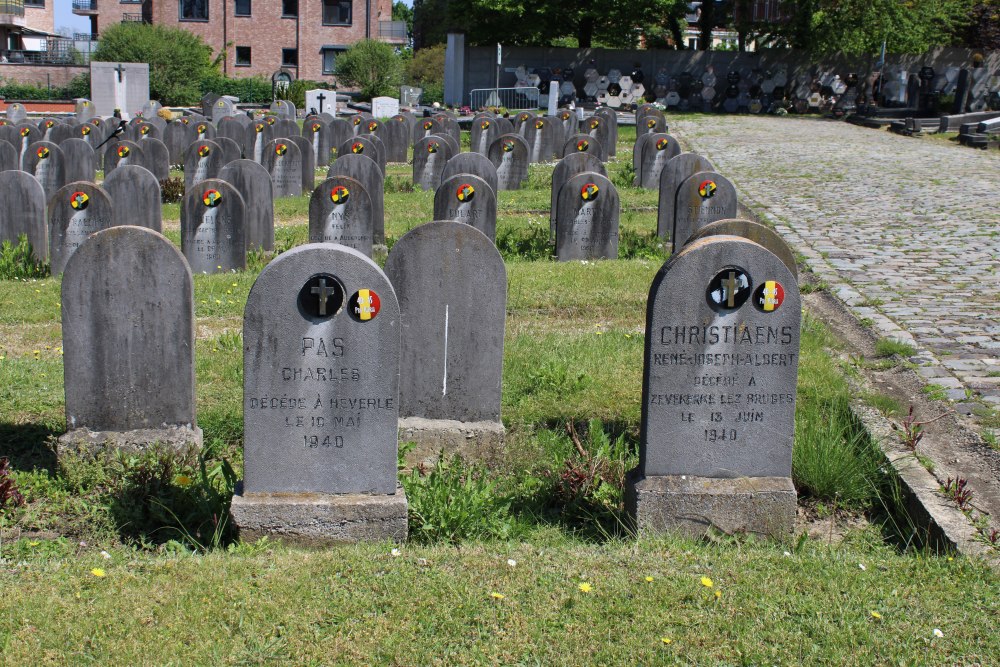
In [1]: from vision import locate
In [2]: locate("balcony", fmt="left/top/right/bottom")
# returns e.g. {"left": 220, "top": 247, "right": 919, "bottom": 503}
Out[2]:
{"left": 378, "top": 20, "right": 407, "bottom": 44}
{"left": 72, "top": 0, "right": 98, "bottom": 15}
{"left": 2, "top": 39, "right": 82, "bottom": 64}
{"left": 121, "top": 12, "right": 148, "bottom": 22}
{"left": 0, "top": 0, "right": 26, "bottom": 27}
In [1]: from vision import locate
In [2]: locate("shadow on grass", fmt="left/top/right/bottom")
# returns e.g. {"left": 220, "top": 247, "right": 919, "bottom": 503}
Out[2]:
{"left": 0, "top": 421, "right": 59, "bottom": 474}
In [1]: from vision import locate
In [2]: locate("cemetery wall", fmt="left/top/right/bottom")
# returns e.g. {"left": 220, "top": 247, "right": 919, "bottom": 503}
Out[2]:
{"left": 0, "top": 64, "right": 88, "bottom": 89}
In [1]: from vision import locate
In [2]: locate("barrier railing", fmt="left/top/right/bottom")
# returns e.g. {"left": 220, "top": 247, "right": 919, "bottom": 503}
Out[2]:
{"left": 469, "top": 87, "right": 540, "bottom": 111}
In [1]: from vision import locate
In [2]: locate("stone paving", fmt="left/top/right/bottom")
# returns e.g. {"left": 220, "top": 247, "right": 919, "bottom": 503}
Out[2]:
{"left": 669, "top": 116, "right": 1000, "bottom": 410}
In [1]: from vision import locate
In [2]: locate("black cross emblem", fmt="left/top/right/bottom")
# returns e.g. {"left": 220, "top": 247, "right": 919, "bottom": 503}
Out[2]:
{"left": 311, "top": 278, "right": 336, "bottom": 316}
{"left": 115, "top": 63, "right": 125, "bottom": 83}
{"left": 316, "top": 92, "right": 326, "bottom": 114}
{"left": 298, "top": 273, "right": 344, "bottom": 320}
{"left": 707, "top": 268, "right": 751, "bottom": 310}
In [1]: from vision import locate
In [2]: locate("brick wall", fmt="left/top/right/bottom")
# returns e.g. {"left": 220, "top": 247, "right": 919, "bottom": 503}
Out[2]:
{"left": 24, "top": 0, "right": 54, "bottom": 33}
{"left": 0, "top": 64, "right": 88, "bottom": 88}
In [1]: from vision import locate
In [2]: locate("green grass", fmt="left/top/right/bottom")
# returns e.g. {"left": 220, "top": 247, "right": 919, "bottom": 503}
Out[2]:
{"left": 875, "top": 338, "right": 917, "bottom": 358}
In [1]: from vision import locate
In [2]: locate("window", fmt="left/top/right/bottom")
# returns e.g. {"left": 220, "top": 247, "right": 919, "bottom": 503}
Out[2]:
{"left": 322, "top": 0, "right": 351, "bottom": 25}
{"left": 24, "top": 0, "right": 44, "bottom": 7}
{"left": 236, "top": 46, "right": 251, "bottom": 66}
{"left": 235, "top": 0, "right": 250, "bottom": 15}
{"left": 179, "top": 0, "right": 208, "bottom": 20}
{"left": 321, "top": 47, "right": 344, "bottom": 74}
{"left": 281, "top": 0, "right": 297, "bottom": 16}
{"left": 282, "top": 48, "right": 298, "bottom": 68}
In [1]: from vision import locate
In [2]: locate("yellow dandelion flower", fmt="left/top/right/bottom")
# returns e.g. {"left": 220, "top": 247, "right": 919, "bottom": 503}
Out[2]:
{"left": 175, "top": 475, "right": 193, "bottom": 487}
{"left": 661, "top": 638, "right": 672, "bottom": 645}
{"left": 645, "top": 576, "right": 654, "bottom": 583}
{"left": 700, "top": 576, "right": 713, "bottom": 588}
{"left": 28, "top": 541, "right": 40, "bottom": 547}
{"left": 578, "top": 583, "right": 592, "bottom": 593}
{"left": 714, "top": 590, "right": 721, "bottom": 599}
{"left": 91, "top": 568, "right": 106, "bottom": 577}
{"left": 870, "top": 611, "right": 882, "bottom": 619}
{"left": 490, "top": 592, "right": 505, "bottom": 600}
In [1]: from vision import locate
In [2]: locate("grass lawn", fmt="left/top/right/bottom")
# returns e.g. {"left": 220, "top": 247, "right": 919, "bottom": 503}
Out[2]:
{"left": 1, "top": 120, "right": 997, "bottom": 664}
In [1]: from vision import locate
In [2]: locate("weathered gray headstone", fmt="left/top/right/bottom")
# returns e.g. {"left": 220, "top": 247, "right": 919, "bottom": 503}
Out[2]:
{"left": 0, "top": 170, "right": 47, "bottom": 259}
{"left": 23, "top": 141, "right": 66, "bottom": 201}
{"left": 48, "top": 182, "right": 113, "bottom": 274}
{"left": 273, "top": 118, "right": 300, "bottom": 141}
{"left": 38, "top": 118, "right": 59, "bottom": 141}
{"left": 214, "top": 135, "right": 243, "bottom": 166}
{"left": 184, "top": 139, "right": 226, "bottom": 189}
{"left": 212, "top": 97, "right": 238, "bottom": 123}
{"left": 164, "top": 119, "right": 191, "bottom": 165}
{"left": 103, "top": 164, "right": 162, "bottom": 232}
{"left": 672, "top": 171, "right": 739, "bottom": 253}
{"left": 246, "top": 120, "right": 275, "bottom": 164}
{"left": 442, "top": 152, "right": 498, "bottom": 198}
{"left": 584, "top": 115, "right": 611, "bottom": 158}
{"left": 48, "top": 122, "right": 77, "bottom": 146}
{"left": 627, "top": 235, "right": 800, "bottom": 538}
{"left": 556, "top": 108, "right": 579, "bottom": 135}
{"left": 55, "top": 138, "right": 95, "bottom": 185}
{"left": 386, "top": 221, "right": 506, "bottom": 462}
{"left": 231, "top": 243, "right": 407, "bottom": 544}
{"left": 433, "top": 174, "right": 497, "bottom": 241}
{"left": 328, "top": 118, "right": 353, "bottom": 158}
{"left": 688, "top": 219, "right": 798, "bottom": 278}
{"left": 308, "top": 176, "right": 373, "bottom": 256}
{"left": 555, "top": 172, "right": 619, "bottom": 261}
{"left": 5, "top": 103, "right": 27, "bottom": 123}
{"left": 344, "top": 134, "right": 386, "bottom": 176}
{"left": 433, "top": 114, "right": 462, "bottom": 148}
{"left": 217, "top": 118, "right": 247, "bottom": 157}
{"left": 287, "top": 135, "right": 316, "bottom": 194}
{"left": 412, "top": 135, "right": 452, "bottom": 191}
{"left": 328, "top": 154, "right": 385, "bottom": 245}
{"left": 414, "top": 117, "right": 442, "bottom": 142}
{"left": 270, "top": 99, "right": 297, "bottom": 120}
{"left": 13, "top": 122, "right": 42, "bottom": 170}
{"left": 262, "top": 138, "right": 303, "bottom": 197}
{"left": 550, "top": 152, "right": 608, "bottom": 239}
{"left": 562, "top": 133, "right": 606, "bottom": 161}
{"left": 0, "top": 141, "right": 17, "bottom": 172}
{"left": 638, "top": 133, "right": 681, "bottom": 189}
{"left": 104, "top": 140, "right": 145, "bottom": 176}
{"left": 525, "top": 116, "right": 557, "bottom": 163}
{"left": 304, "top": 118, "right": 333, "bottom": 168}
{"left": 382, "top": 115, "right": 410, "bottom": 163}
{"left": 75, "top": 98, "right": 97, "bottom": 123}
{"left": 58, "top": 225, "right": 201, "bottom": 454}
{"left": 129, "top": 120, "right": 160, "bottom": 142}
{"left": 594, "top": 108, "right": 618, "bottom": 157}
{"left": 470, "top": 115, "right": 500, "bottom": 155}
{"left": 488, "top": 134, "right": 529, "bottom": 191}
{"left": 657, "top": 152, "right": 715, "bottom": 239}
{"left": 219, "top": 159, "right": 275, "bottom": 252}
{"left": 138, "top": 136, "right": 171, "bottom": 181}
{"left": 181, "top": 179, "right": 247, "bottom": 273}
{"left": 349, "top": 112, "right": 373, "bottom": 136}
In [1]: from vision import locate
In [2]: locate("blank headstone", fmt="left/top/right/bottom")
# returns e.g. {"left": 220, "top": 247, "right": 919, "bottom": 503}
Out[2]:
{"left": 217, "top": 118, "right": 247, "bottom": 157}
{"left": 488, "top": 134, "right": 529, "bottom": 191}
{"left": 214, "top": 135, "right": 243, "bottom": 166}
{"left": 328, "top": 154, "right": 385, "bottom": 245}
{"left": 412, "top": 135, "right": 452, "bottom": 191}
{"left": 219, "top": 159, "right": 275, "bottom": 252}
{"left": 0, "top": 170, "right": 47, "bottom": 259}
{"left": 138, "top": 136, "right": 171, "bottom": 181}
{"left": 657, "top": 152, "right": 715, "bottom": 239}
{"left": 308, "top": 175, "right": 373, "bottom": 256}
{"left": 231, "top": 243, "right": 407, "bottom": 543}
{"left": 328, "top": 118, "right": 353, "bottom": 157}
{"left": 555, "top": 172, "right": 619, "bottom": 261}
{"left": 48, "top": 182, "right": 113, "bottom": 274}
{"left": 382, "top": 115, "right": 410, "bottom": 163}
{"left": 60, "top": 138, "right": 97, "bottom": 183}
{"left": 433, "top": 174, "right": 497, "bottom": 241}
{"left": 181, "top": 179, "right": 247, "bottom": 273}
{"left": 672, "top": 171, "right": 738, "bottom": 252}
{"left": 103, "top": 164, "right": 163, "bottom": 232}
{"left": 627, "top": 235, "right": 800, "bottom": 538}
{"left": 59, "top": 225, "right": 201, "bottom": 454}
{"left": 0, "top": 142, "right": 17, "bottom": 172}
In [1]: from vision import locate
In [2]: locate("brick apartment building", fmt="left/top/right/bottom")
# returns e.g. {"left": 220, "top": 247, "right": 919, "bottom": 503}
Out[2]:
{"left": 1, "top": 0, "right": 56, "bottom": 59}
{"left": 73, "top": 0, "right": 405, "bottom": 81}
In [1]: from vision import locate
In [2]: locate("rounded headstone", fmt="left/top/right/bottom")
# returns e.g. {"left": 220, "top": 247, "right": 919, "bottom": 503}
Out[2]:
{"left": 48, "top": 181, "right": 113, "bottom": 274}
{"left": 103, "top": 164, "right": 163, "bottom": 232}
{"left": 308, "top": 175, "right": 373, "bottom": 256}
{"left": 181, "top": 179, "right": 247, "bottom": 273}
{"left": 433, "top": 174, "right": 497, "bottom": 242}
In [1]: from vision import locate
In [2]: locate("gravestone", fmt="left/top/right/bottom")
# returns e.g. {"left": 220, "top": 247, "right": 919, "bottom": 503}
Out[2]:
{"left": 273, "top": 118, "right": 300, "bottom": 141}
{"left": 348, "top": 133, "right": 386, "bottom": 176}
{"left": 89, "top": 62, "right": 150, "bottom": 119}
{"left": 13, "top": 123, "right": 42, "bottom": 169}
{"left": 657, "top": 153, "right": 715, "bottom": 239}
{"left": 328, "top": 119, "right": 353, "bottom": 157}
{"left": 58, "top": 226, "right": 201, "bottom": 455}
{"left": 48, "top": 123, "right": 77, "bottom": 146}
{"left": 562, "top": 133, "right": 606, "bottom": 161}
{"left": 349, "top": 112, "right": 373, "bottom": 136}
{"left": 386, "top": 221, "right": 506, "bottom": 463}
{"left": 638, "top": 133, "right": 681, "bottom": 189}
{"left": 263, "top": 139, "right": 303, "bottom": 197}
{"left": 433, "top": 131, "right": 460, "bottom": 159}
{"left": 193, "top": 119, "right": 218, "bottom": 142}
{"left": 0, "top": 171, "right": 47, "bottom": 259}
{"left": 555, "top": 172, "right": 619, "bottom": 261}
{"left": 217, "top": 118, "right": 247, "bottom": 157}
{"left": 433, "top": 114, "right": 462, "bottom": 148}
{"left": 626, "top": 235, "right": 800, "bottom": 538}
{"left": 305, "top": 89, "right": 335, "bottom": 116}
{"left": 138, "top": 136, "right": 171, "bottom": 181}
{"left": 441, "top": 152, "right": 498, "bottom": 198}
{"left": 103, "top": 164, "right": 162, "bottom": 232}
{"left": 415, "top": 117, "right": 442, "bottom": 143}
{"left": 214, "top": 135, "right": 243, "bottom": 166}
{"left": 23, "top": 141, "right": 66, "bottom": 201}
{"left": 0, "top": 142, "right": 17, "bottom": 172}
{"left": 412, "top": 136, "right": 452, "bottom": 191}
{"left": 470, "top": 115, "right": 500, "bottom": 155}
{"left": 219, "top": 159, "right": 274, "bottom": 252}
{"left": 329, "top": 154, "right": 385, "bottom": 245}
{"left": 129, "top": 120, "right": 160, "bottom": 142}
{"left": 433, "top": 174, "right": 497, "bottom": 241}
{"left": 672, "top": 171, "right": 738, "bottom": 253}
{"left": 594, "top": 108, "right": 618, "bottom": 157}
{"left": 230, "top": 243, "right": 407, "bottom": 544}
{"left": 39, "top": 118, "right": 59, "bottom": 141}
{"left": 104, "top": 140, "right": 145, "bottom": 176}
{"left": 688, "top": 219, "right": 798, "bottom": 278}
{"left": 48, "top": 182, "right": 113, "bottom": 274}
{"left": 181, "top": 179, "right": 247, "bottom": 273}
{"left": 487, "top": 134, "right": 529, "bottom": 191}
{"left": 372, "top": 96, "right": 400, "bottom": 118}
{"left": 184, "top": 139, "right": 226, "bottom": 189}
{"left": 550, "top": 152, "right": 608, "bottom": 239}
{"left": 5, "top": 103, "right": 27, "bottom": 123}
{"left": 246, "top": 120, "right": 275, "bottom": 163}
{"left": 75, "top": 99, "right": 97, "bottom": 123}
{"left": 164, "top": 120, "right": 191, "bottom": 165}
{"left": 557, "top": 108, "right": 578, "bottom": 135}
{"left": 382, "top": 115, "right": 410, "bottom": 163}
{"left": 305, "top": 118, "right": 333, "bottom": 168}
{"left": 288, "top": 135, "right": 316, "bottom": 194}
{"left": 309, "top": 176, "right": 373, "bottom": 256}
{"left": 585, "top": 115, "right": 612, "bottom": 159}
{"left": 212, "top": 97, "right": 238, "bottom": 123}
{"left": 270, "top": 99, "right": 297, "bottom": 120}
{"left": 525, "top": 116, "right": 556, "bottom": 163}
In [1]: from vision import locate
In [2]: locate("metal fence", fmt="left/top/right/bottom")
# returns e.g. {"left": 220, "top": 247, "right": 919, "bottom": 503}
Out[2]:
{"left": 0, "top": 0, "right": 25, "bottom": 15}
{"left": 71, "top": 0, "right": 96, "bottom": 10}
{"left": 469, "top": 87, "right": 541, "bottom": 111}
{"left": 377, "top": 20, "right": 407, "bottom": 41}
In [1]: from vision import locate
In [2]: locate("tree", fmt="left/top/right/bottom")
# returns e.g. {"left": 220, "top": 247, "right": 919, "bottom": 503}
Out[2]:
{"left": 392, "top": 0, "right": 414, "bottom": 42}
{"left": 406, "top": 44, "right": 445, "bottom": 103}
{"left": 334, "top": 39, "right": 404, "bottom": 101}
{"left": 961, "top": 1, "right": 1000, "bottom": 50}
{"left": 92, "top": 23, "right": 214, "bottom": 105}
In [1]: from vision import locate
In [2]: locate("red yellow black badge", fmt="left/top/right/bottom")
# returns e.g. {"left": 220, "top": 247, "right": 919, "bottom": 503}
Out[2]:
{"left": 275, "top": 143, "right": 288, "bottom": 156}
{"left": 368, "top": 121, "right": 378, "bottom": 132}
{"left": 81, "top": 126, "right": 91, "bottom": 136}
{"left": 254, "top": 123, "right": 265, "bottom": 133}
{"left": 456, "top": 183, "right": 475, "bottom": 202}
{"left": 656, "top": 138, "right": 670, "bottom": 150}
{"left": 311, "top": 122, "right": 322, "bottom": 133}
{"left": 36, "top": 146, "right": 50, "bottom": 160}
{"left": 20, "top": 127, "right": 31, "bottom": 137}
{"left": 427, "top": 141, "right": 439, "bottom": 154}
{"left": 70, "top": 191, "right": 89, "bottom": 210}
{"left": 754, "top": 281, "right": 785, "bottom": 312}
{"left": 534, "top": 119, "right": 545, "bottom": 129}
{"left": 698, "top": 180, "right": 717, "bottom": 199}
{"left": 198, "top": 145, "right": 211, "bottom": 157}
{"left": 501, "top": 140, "right": 515, "bottom": 153}
{"left": 117, "top": 145, "right": 130, "bottom": 158}
{"left": 480, "top": 120, "right": 490, "bottom": 130}
{"left": 581, "top": 182, "right": 599, "bottom": 201}
{"left": 576, "top": 139, "right": 590, "bottom": 152}
{"left": 351, "top": 142, "right": 365, "bottom": 154}
{"left": 348, "top": 289, "right": 381, "bottom": 322}
{"left": 330, "top": 185, "right": 350, "bottom": 204}
{"left": 203, "top": 189, "right": 223, "bottom": 207}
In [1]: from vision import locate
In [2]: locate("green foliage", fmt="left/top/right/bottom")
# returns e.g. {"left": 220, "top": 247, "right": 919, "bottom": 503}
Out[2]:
{"left": 0, "top": 457, "right": 25, "bottom": 511}
{"left": 495, "top": 224, "right": 552, "bottom": 261}
{"left": 403, "top": 454, "right": 524, "bottom": 544}
{"left": 200, "top": 73, "right": 273, "bottom": 105}
{"left": 276, "top": 79, "right": 323, "bottom": 110}
{"left": 93, "top": 23, "right": 215, "bottom": 105}
{"left": 391, "top": 0, "right": 414, "bottom": 38}
{"left": 334, "top": 39, "right": 404, "bottom": 101}
{"left": 0, "top": 73, "right": 90, "bottom": 102}
{"left": 874, "top": 338, "right": 917, "bottom": 358}
{"left": 405, "top": 45, "right": 445, "bottom": 104}
{"left": 0, "top": 235, "right": 49, "bottom": 280}
{"left": 160, "top": 177, "right": 185, "bottom": 203}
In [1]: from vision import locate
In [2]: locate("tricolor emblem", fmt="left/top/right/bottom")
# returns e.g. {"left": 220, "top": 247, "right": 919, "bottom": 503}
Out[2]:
{"left": 141, "top": 125, "right": 150, "bottom": 135}
{"left": 203, "top": 189, "right": 222, "bottom": 207}
{"left": 70, "top": 191, "right": 89, "bottom": 210}
{"left": 368, "top": 121, "right": 378, "bottom": 132}
{"left": 36, "top": 146, "right": 50, "bottom": 159}
{"left": 456, "top": 183, "right": 475, "bottom": 202}
{"left": 427, "top": 141, "right": 439, "bottom": 154}
{"left": 534, "top": 119, "right": 544, "bottom": 129}
{"left": 354, "top": 116, "right": 364, "bottom": 126}
{"left": 198, "top": 145, "right": 211, "bottom": 157}
{"left": 501, "top": 140, "right": 515, "bottom": 153}
{"left": 266, "top": 116, "right": 276, "bottom": 125}
{"left": 656, "top": 138, "right": 670, "bottom": 150}
{"left": 197, "top": 123, "right": 207, "bottom": 133}
{"left": 275, "top": 143, "right": 288, "bottom": 156}
{"left": 117, "top": 145, "right": 130, "bottom": 158}
{"left": 698, "top": 180, "right": 717, "bottom": 199}
{"left": 20, "top": 127, "right": 30, "bottom": 137}
{"left": 581, "top": 182, "right": 599, "bottom": 201}
{"left": 589, "top": 119, "right": 600, "bottom": 129}
{"left": 255, "top": 123, "right": 265, "bottom": 133}
{"left": 576, "top": 139, "right": 590, "bottom": 152}
{"left": 647, "top": 118, "right": 657, "bottom": 128}
{"left": 81, "top": 126, "right": 91, "bottom": 136}
{"left": 349, "top": 289, "right": 380, "bottom": 322}
{"left": 45, "top": 120, "right": 54, "bottom": 129}
{"left": 351, "top": 142, "right": 365, "bottom": 154}
{"left": 755, "top": 281, "right": 784, "bottom": 312}
{"left": 423, "top": 120, "right": 433, "bottom": 130}
{"left": 480, "top": 120, "right": 490, "bottom": 130}
{"left": 311, "top": 123, "right": 322, "bottom": 133}
{"left": 330, "top": 185, "right": 350, "bottom": 204}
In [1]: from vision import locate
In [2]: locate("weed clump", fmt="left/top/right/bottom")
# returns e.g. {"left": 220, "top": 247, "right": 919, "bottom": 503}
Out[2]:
{"left": 0, "top": 235, "right": 49, "bottom": 280}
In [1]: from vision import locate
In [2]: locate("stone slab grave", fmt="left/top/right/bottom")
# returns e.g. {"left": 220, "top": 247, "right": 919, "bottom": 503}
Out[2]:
{"left": 184, "top": 139, "right": 225, "bottom": 190}
{"left": 328, "top": 153, "right": 385, "bottom": 246}
{"left": 627, "top": 234, "right": 800, "bottom": 538}
{"left": 328, "top": 119, "right": 353, "bottom": 158}
{"left": 637, "top": 133, "right": 681, "bottom": 189}
{"left": 349, "top": 113, "right": 373, "bottom": 136}
{"left": 555, "top": 172, "right": 619, "bottom": 261}
{"left": 309, "top": 176, "right": 373, "bottom": 256}
{"left": 23, "top": 141, "right": 66, "bottom": 201}
{"left": 488, "top": 134, "right": 529, "bottom": 191}
{"left": 273, "top": 118, "right": 300, "bottom": 141}
{"left": 263, "top": 139, "right": 303, "bottom": 197}
{"left": 246, "top": 120, "right": 275, "bottom": 164}
{"left": 593, "top": 109, "right": 618, "bottom": 157}
{"left": 217, "top": 118, "right": 247, "bottom": 157}
{"left": 60, "top": 138, "right": 97, "bottom": 183}
{"left": 219, "top": 159, "right": 275, "bottom": 252}
{"left": 470, "top": 115, "right": 500, "bottom": 155}
{"left": 0, "top": 141, "right": 17, "bottom": 172}
{"left": 550, "top": 152, "right": 607, "bottom": 240}
{"left": 0, "top": 170, "right": 47, "bottom": 259}
{"left": 305, "top": 118, "right": 333, "bottom": 168}
{"left": 385, "top": 221, "right": 506, "bottom": 465}
{"left": 181, "top": 179, "right": 247, "bottom": 273}
{"left": 4, "top": 102, "right": 27, "bottom": 123}
{"left": 656, "top": 152, "right": 715, "bottom": 239}
{"left": 433, "top": 174, "right": 497, "bottom": 242}
{"left": 211, "top": 97, "right": 238, "bottom": 124}
{"left": 432, "top": 131, "right": 460, "bottom": 160}
{"left": 415, "top": 117, "right": 442, "bottom": 143}
{"left": 128, "top": 120, "right": 160, "bottom": 143}
{"left": 352, "top": 133, "right": 387, "bottom": 176}
{"left": 75, "top": 98, "right": 97, "bottom": 123}
{"left": 137, "top": 136, "right": 171, "bottom": 181}
{"left": 432, "top": 114, "right": 462, "bottom": 148}
{"left": 89, "top": 62, "right": 150, "bottom": 119}
{"left": 672, "top": 171, "right": 738, "bottom": 253}
{"left": 270, "top": 100, "right": 297, "bottom": 120}
{"left": 104, "top": 140, "right": 145, "bottom": 176}
{"left": 39, "top": 118, "right": 60, "bottom": 142}
{"left": 103, "top": 164, "right": 162, "bottom": 232}
{"left": 48, "top": 182, "right": 113, "bottom": 275}
{"left": 562, "top": 133, "right": 606, "bottom": 162}
{"left": 412, "top": 136, "right": 452, "bottom": 191}
{"left": 688, "top": 219, "right": 798, "bottom": 279}
{"left": 58, "top": 225, "right": 202, "bottom": 456}
{"left": 372, "top": 97, "right": 400, "bottom": 119}
{"left": 214, "top": 136, "right": 243, "bottom": 167}
{"left": 442, "top": 152, "right": 498, "bottom": 199}
{"left": 382, "top": 115, "right": 410, "bottom": 163}
{"left": 305, "top": 89, "right": 335, "bottom": 117}
{"left": 13, "top": 122, "right": 42, "bottom": 170}
{"left": 231, "top": 243, "right": 407, "bottom": 544}
{"left": 47, "top": 122, "right": 77, "bottom": 146}
{"left": 525, "top": 116, "right": 557, "bottom": 163}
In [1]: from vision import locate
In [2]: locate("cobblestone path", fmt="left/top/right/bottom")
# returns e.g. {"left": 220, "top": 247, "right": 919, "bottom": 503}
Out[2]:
{"left": 670, "top": 116, "right": 1000, "bottom": 409}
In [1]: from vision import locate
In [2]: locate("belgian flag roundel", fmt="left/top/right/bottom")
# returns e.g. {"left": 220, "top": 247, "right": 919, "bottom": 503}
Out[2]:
{"left": 754, "top": 281, "right": 784, "bottom": 312}
{"left": 349, "top": 289, "right": 381, "bottom": 322}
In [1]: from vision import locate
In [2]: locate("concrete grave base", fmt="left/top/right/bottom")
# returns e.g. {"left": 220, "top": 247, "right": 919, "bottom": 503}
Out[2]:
{"left": 57, "top": 426, "right": 203, "bottom": 458}
{"left": 398, "top": 417, "right": 505, "bottom": 468}
{"left": 626, "top": 472, "right": 796, "bottom": 540}
{"left": 230, "top": 486, "right": 408, "bottom": 545}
